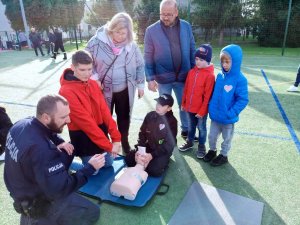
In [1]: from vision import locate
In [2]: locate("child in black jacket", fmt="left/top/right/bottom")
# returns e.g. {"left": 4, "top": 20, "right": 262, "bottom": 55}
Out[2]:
{"left": 125, "top": 94, "right": 177, "bottom": 177}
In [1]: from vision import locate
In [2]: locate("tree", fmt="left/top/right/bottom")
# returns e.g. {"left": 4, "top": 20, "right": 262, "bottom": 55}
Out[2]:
{"left": 257, "top": 0, "right": 300, "bottom": 47}
{"left": 134, "top": 0, "right": 160, "bottom": 43}
{"left": 1, "top": 0, "right": 84, "bottom": 31}
{"left": 85, "top": 0, "right": 135, "bottom": 27}
{"left": 192, "top": 0, "right": 242, "bottom": 45}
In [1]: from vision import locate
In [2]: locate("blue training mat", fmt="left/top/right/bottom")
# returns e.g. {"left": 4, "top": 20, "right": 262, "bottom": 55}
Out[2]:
{"left": 78, "top": 156, "right": 166, "bottom": 207}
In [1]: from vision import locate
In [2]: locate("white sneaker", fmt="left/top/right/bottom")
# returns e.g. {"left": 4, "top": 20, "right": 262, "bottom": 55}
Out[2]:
{"left": 287, "top": 85, "right": 298, "bottom": 92}
{"left": 0, "top": 152, "right": 5, "bottom": 161}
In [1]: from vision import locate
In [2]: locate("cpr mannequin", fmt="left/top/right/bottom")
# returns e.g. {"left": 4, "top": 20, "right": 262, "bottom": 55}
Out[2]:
{"left": 110, "top": 147, "right": 148, "bottom": 200}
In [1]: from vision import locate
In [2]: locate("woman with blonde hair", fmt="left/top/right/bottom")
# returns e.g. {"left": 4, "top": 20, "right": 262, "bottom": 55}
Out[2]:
{"left": 86, "top": 12, "right": 145, "bottom": 154}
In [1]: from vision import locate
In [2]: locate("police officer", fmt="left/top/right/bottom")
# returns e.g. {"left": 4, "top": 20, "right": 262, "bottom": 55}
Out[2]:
{"left": 51, "top": 28, "right": 67, "bottom": 60}
{"left": 4, "top": 94, "right": 105, "bottom": 225}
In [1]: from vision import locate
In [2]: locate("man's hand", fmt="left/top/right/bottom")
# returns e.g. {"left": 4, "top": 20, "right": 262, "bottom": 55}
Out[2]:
{"left": 57, "top": 142, "right": 74, "bottom": 155}
{"left": 138, "top": 89, "right": 144, "bottom": 99}
{"left": 88, "top": 153, "right": 106, "bottom": 170}
{"left": 111, "top": 142, "right": 121, "bottom": 157}
{"left": 148, "top": 81, "right": 158, "bottom": 92}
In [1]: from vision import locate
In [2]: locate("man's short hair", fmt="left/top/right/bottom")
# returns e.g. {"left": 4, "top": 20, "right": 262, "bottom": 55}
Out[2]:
{"left": 36, "top": 94, "right": 68, "bottom": 118}
{"left": 72, "top": 50, "right": 93, "bottom": 66}
{"left": 160, "top": 0, "right": 178, "bottom": 11}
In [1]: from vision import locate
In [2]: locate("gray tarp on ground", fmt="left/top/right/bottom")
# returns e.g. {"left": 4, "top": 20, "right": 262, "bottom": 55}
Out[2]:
{"left": 168, "top": 181, "right": 264, "bottom": 225}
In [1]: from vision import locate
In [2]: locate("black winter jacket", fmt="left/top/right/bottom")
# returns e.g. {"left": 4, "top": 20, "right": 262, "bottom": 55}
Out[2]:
{"left": 137, "top": 110, "right": 177, "bottom": 158}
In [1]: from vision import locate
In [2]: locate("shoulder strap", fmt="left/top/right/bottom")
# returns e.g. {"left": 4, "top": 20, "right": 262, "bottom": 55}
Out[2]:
{"left": 101, "top": 55, "right": 119, "bottom": 83}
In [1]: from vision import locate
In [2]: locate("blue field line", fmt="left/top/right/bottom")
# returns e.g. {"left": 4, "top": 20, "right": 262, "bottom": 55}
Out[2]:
{"left": 234, "top": 131, "right": 292, "bottom": 141}
{"left": 261, "top": 69, "right": 300, "bottom": 154}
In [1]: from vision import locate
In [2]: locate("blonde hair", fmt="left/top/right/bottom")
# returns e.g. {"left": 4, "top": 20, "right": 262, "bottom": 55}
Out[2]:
{"left": 106, "top": 12, "right": 134, "bottom": 43}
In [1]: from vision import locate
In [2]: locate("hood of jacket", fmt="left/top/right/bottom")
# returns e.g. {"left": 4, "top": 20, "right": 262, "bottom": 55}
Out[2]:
{"left": 220, "top": 44, "right": 243, "bottom": 77}
{"left": 60, "top": 68, "right": 92, "bottom": 87}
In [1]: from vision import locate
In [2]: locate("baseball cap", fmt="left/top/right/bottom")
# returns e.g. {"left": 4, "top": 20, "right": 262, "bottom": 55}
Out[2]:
{"left": 154, "top": 94, "right": 174, "bottom": 107}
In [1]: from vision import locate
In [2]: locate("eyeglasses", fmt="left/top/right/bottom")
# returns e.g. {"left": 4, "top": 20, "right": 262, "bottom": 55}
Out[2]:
{"left": 160, "top": 13, "right": 174, "bottom": 18}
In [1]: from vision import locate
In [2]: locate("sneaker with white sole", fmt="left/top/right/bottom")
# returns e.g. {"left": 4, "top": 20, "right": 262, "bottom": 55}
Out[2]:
{"left": 179, "top": 141, "right": 193, "bottom": 152}
{"left": 287, "top": 85, "right": 298, "bottom": 92}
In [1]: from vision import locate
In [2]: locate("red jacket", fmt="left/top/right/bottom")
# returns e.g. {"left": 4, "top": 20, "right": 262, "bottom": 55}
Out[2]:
{"left": 182, "top": 65, "right": 215, "bottom": 116}
{"left": 59, "top": 68, "right": 121, "bottom": 153}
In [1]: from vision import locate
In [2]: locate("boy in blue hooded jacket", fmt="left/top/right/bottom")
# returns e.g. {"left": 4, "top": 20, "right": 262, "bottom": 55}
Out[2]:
{"left": 204, "top": 44, "right": 249, "bottom": 166}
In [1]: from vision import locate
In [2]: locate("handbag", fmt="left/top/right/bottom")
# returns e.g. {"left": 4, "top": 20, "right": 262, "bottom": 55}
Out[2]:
{"left": 100, "top": 55, "right": 119, "bottom": 84}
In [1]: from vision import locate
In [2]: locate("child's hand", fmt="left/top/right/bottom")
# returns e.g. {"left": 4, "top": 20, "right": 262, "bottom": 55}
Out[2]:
{"left": 195, "top": 114, "right": 202, "bottom": 118}
{"left": 57, "top": 142, "right": 74, "bottom": 155}
{"left": 112, "top": 142, "right": 121, "bottom": 155}
{"left": 138, "top": 89, "right": 144, "bottom": 99}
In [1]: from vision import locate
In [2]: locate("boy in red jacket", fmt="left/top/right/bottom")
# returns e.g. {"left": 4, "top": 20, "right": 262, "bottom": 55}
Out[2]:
{"left": 179, "top": 44, "right": 215, "bottom": 158}
{"left": 59, "top": 50, "right": 121, "bottom": 174}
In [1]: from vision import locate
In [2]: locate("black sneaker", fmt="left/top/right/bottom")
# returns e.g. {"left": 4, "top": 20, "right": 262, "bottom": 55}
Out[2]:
{"left": 181, "top": 131, "right": 188, "bottom": 138}
{"left": 203, "top": 150, "right": 217, "bottom": 162}
{"left": 196, "top": 144, "right": 206, "bottom": 159}
{"left": 194, "top": 136, "right": 198, "bottom": 142}
{"left": 178, "top": 141, "right": 193, "bottom": 152}
{"left": 210, "top": 154, "right": 228, "bottom": 166}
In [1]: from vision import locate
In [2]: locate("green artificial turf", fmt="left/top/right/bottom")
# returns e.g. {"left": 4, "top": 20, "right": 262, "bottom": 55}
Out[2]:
{"left": 0, "top": 46, "right": 299, "bottom": 225}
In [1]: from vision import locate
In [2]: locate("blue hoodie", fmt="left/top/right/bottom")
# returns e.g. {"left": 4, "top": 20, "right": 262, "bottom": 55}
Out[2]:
{"left": 208, "top": 44, "right": 249, "bottom": 124}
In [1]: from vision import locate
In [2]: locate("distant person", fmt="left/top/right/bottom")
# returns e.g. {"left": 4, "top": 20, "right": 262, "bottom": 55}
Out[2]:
{"left": 204, "top": 44, "right": 249, "bottom": 166}
{"left": 46, "top": 28, "right": 56, "bottom": 56}
{"left": 179, "top": 44, "right": 215, "bottom": 159}
{"left": 144, "top": 0, "right": 196, "bottom": 139}
{"left": 125, "top": 94, "right": 177, "bottom": 176}
{"left": 59, "top": 50, "right": 121, "bottom": 174}
{"left": 86, "top": 12, "right": 145, "bottom": 154}
{"left": 287, "top": 65, "right": 300, "bottom": 92}
{"left": 18, "top": 31, "right": 27, "bottom": 48}
{"left": 0, "top": 106, "right": 13, "bottom": 161}
{"left": 52, "top": 28, "right": 67, "bottom": 60}
{"left": 4, "top": 94, "right": 102, "bottom": 225}
{"left": 0, "top": 36, "right": 3, "bottom": 50}
{"left": 29, "top": 27, "right": 44, "bottom": 56}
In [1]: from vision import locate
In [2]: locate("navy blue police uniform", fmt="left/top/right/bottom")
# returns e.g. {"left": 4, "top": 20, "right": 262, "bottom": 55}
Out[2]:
{"left": 4, "top": 117, "right": 99, "bottom": 225}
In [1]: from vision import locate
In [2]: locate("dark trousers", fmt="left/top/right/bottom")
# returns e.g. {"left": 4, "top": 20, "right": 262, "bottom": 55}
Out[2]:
{"left": 294, "top": 65, "right": 300, "bottom": 87}
{"left": 125, "top": 150, "right": 170, "bottom": 177}
{"left": 111, "top": 88, "right": 130, "bottom": 149}
{"left": 33, "top": 44, "right": 44, "bottom": 56}
{"left": 46, "top": 42, "right": 54, "bottom": 55}
{"left": 54, "top": 42, "right": 66, "bottom": 53}
{"left": 20, "top": 193, "right": 99, "bottom": 225}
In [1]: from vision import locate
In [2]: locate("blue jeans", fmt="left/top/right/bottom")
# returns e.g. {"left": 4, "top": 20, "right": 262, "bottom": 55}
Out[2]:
{"left": 158, "top": 82, "right": 188, "bottom": 132}
{"left": 208, "top": 120, "right": 234, "bottom": 156}
{"left": 70, "top": 153, "right": 113, "bottom": 175}
{"left": 187, "top": 113, "right": 208, "bottom": 145}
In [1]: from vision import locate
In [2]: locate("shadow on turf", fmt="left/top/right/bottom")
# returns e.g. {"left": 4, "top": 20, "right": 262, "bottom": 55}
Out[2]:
{"left": 39, "top": 59, "right": 67, "bottom": 74}
{"left": 197, "top": 159, "right": 286, "bottom": 225}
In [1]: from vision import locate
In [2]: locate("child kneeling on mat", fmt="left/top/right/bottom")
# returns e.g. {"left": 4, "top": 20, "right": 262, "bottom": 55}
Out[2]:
{"left": 125, "top": 94, "right": 178, "bottom": 177}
